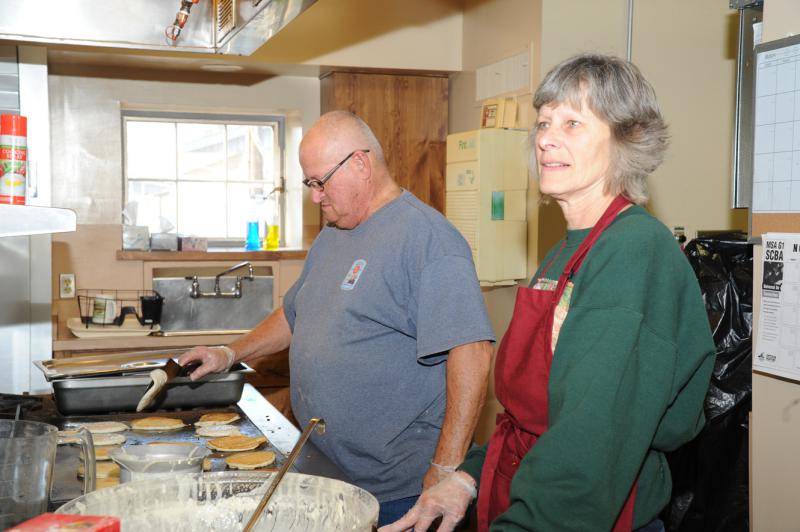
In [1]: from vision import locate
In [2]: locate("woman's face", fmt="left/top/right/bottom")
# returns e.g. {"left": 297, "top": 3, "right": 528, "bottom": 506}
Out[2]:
{"left": 534, "top": 96, "right": 613, "bottom": 203}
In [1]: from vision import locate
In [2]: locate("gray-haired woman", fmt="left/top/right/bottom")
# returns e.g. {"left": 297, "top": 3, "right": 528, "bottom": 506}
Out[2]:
{"left": 382, "top": 53, "right": 714, "bottom": 532}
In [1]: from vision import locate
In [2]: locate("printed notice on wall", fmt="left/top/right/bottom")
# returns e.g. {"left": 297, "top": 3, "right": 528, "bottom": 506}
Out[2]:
{"left": 752, "top": 40, "right": 800, "bottom": 212}
{"left": 754, "top": 233, "right": 800, "bottom": 380}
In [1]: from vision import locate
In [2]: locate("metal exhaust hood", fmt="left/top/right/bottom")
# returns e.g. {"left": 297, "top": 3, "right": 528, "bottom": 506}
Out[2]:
{"left": 0, "top": 204, "right": 76, "bottom": 237}
{"left": 0, "top": 0, "right": 318, "bottom": 56}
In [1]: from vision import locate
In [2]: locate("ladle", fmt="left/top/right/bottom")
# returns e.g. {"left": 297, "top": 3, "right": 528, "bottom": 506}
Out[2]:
{"left": 243, "top": 417, "right": 326, "bottom": 532}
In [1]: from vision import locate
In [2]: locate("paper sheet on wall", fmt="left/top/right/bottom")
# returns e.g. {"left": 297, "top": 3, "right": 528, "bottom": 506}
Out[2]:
{"left": 751, "top": 40, "right": 800, "bottom": 212}
{"left": 754, "top": 233, "right": 800, "bottom": 381}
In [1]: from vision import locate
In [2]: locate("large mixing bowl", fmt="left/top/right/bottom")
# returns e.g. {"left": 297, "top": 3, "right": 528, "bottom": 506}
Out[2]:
{"left": 56, "top": 471, "right": 378, "bottom": 531}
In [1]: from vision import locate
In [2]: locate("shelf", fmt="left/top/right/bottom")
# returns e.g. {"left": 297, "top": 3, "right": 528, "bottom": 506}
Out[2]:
{"left": 0, "top": 204, "right": 77, "bottom": 237}
{"left": 52, "top": 332, "right": 246, "bottom": 354}
{"left": 116, "top": 249, "right": 307, "bottom": 261}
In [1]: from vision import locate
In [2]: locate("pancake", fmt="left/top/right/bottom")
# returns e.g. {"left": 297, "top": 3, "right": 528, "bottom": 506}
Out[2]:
{"left": 131, "top": 416, "right": 186, "bottom": 431}
{"left": 96, "top": 477, "right": 120, "bottom": 490}
{"left": 77, "top": 461, "right": 120, "bottom": 479}
{"left": 92, "top": 433, "right": 126, "bottom": 446}
{"left": 225, "top": 451, "right": 276, "bottom": 470}
{"left": 75, "top": 421, "right": 128, "bottom": 434}
{"left": 196, "top": 425, "right": 242, "bottom": 438}
{"left": 206, "top": 435, "right": 267, "bottom": 452}
{"left": 195, "top": 412, "right": 240, "bottom": 427}
{"left": 80, "top": 445, "right": 119, "bottom": 461}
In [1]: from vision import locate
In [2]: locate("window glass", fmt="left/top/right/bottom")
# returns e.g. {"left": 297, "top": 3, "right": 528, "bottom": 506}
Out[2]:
{"left": 177, "top": 181, "right": 227, "bottom": 237}
{"left": 126, "top": 122, "right": 176, "bottom": 180}
{"left": 126, "top": 181, "right": 177, "bottom": 234}
{"left": 227, "top": 125, "right": 275, "bottom": 182}
{"left": 227, "top": 182, "right": 260, "bottom": 240}
{"left": 122, "top": 114, "right": 286, "bottom": 241}
{"left": 177, "top": 123, "right": 226, "bottom": 182}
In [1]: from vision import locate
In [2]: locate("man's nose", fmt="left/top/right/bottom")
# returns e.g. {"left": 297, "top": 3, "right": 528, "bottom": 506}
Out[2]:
{"left": 311, "top": 187, "right": 324, "bottom": 204}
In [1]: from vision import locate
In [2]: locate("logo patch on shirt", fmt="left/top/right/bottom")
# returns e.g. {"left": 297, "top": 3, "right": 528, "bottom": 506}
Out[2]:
{"left": 341, "top": 259, "right": 367, "bottom": 290}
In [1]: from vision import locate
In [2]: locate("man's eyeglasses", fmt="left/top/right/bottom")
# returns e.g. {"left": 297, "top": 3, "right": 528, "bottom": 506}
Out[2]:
{"left": 302, "top": 150, "right": 370, "bottom": 192}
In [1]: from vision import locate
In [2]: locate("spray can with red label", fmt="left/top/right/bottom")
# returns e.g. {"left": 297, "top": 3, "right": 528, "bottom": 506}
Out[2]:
{"left": 0, "top": 114, "right": 27, "bottom": 205}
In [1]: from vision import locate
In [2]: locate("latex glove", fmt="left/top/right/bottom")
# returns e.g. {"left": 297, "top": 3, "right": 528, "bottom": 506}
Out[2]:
{"left": 379, "top": 471, "right": 477, "bottom": 532}
{"left": 422, "top": 462, "right": 456, "bottom": 490}
{"left": 178, "top": 345, "right": 235, "bottom": 381}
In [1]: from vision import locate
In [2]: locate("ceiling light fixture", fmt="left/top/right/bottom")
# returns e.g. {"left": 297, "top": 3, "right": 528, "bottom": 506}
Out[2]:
{"left": 200, "top": 64, "right": 244, "bottom": 72}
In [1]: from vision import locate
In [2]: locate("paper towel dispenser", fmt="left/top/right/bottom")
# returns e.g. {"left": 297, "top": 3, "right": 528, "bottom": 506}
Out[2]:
{"left": 446, "top": 128, "right": 529, "bottom": 286}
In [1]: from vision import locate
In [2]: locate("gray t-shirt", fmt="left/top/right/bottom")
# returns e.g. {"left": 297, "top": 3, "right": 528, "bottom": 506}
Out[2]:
{"left": 283, "top": 190, "right": 495, "bottom": 502}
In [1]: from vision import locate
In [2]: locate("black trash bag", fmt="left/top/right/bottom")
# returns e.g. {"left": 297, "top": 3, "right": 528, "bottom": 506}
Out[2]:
{"left": 663, "top": 233, "right": 752, "bottom": 532}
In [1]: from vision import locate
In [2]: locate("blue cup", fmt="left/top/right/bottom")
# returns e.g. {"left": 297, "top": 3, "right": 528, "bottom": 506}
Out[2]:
{"left": 245, "top": 221, "right": 260, "bottom": 250}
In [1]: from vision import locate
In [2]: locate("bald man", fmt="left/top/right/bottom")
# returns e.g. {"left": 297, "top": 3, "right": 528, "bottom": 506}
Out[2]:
{"left": 181, "top": 111, "right": 495, "bottom": 526}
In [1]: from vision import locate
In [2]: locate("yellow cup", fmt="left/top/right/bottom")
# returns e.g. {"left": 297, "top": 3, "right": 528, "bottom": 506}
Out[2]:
{"left": 265, "top": 225, "right": 280, "bottom": 250}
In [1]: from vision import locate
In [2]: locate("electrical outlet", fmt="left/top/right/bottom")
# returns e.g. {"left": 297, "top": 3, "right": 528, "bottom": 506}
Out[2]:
{"left": 59, "top": 273, "right": 75, "bottom": 299}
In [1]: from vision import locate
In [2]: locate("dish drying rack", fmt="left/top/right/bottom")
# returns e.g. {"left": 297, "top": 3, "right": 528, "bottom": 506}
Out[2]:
{"left": 76, "top": 289, "right": 163, "bottom": 328}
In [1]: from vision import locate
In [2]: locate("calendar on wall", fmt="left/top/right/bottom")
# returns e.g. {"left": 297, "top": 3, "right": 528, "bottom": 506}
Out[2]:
{"left": 753, "top": 34, "right": 800, "bottom": 212}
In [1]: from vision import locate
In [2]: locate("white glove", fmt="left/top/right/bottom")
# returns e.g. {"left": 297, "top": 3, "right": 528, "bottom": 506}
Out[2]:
{"left": 178, "top": 345, "right": 236, "bottom": 381}
{"left": 379, "top": 471, "right": 477, "bottom": 532}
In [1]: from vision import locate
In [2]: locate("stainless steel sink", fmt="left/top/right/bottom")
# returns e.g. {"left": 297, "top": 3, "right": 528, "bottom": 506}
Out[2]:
{"left": 153, "top": 264, "right": 274, "bottom": 332}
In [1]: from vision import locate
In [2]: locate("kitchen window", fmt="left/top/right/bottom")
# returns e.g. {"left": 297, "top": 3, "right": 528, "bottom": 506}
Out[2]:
{"left": 122, "top": 111, "right": 287, "bottom": 244}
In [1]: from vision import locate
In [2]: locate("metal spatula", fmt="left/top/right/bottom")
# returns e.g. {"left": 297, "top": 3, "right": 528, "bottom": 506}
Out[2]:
{"left": 136, "top": 358, "right": 199, "bottom": 412}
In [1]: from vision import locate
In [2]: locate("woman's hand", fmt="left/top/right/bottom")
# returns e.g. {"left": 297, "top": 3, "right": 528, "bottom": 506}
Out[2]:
{"left": 178, "top": 345, "right": 235, "bottom": 380}
{"left": 379, "top": 471, "right": 477, "bottom": 532}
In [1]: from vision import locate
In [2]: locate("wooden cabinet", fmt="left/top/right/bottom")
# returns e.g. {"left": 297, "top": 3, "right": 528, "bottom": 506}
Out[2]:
{"left": 320, "top": 71, "right": 449, "bottom": 212}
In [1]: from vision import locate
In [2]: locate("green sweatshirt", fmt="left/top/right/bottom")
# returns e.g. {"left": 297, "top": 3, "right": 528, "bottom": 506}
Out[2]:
{"left": 461, "top": 205, "right": 715, "bottom": 531}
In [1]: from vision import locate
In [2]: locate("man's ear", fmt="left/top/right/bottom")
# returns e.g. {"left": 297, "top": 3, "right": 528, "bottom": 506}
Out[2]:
{"left": 354, "top": 151, "right": 371, "bottom": 180}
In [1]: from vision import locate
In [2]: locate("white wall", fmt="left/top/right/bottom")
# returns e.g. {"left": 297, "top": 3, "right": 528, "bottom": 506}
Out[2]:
{"left": 536, "top": 1, "right": 746, "bottom": 257}
{"left": 48, "top": 72, "right": 321, "bottom": 235}
{"left": 632, "top": 1, "right": 746, "bottom": 237}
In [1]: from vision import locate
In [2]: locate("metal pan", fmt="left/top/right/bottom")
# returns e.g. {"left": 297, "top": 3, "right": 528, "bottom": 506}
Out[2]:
{"left": 51, "top": 363, "right": 253, "bottom": 415}
{"left": 35, "top": 349, "right": 194, "bottom": 381}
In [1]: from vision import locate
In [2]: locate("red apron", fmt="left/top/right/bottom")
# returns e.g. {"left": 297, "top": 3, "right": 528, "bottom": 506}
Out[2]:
{"left": 476, "top": 195, "right": 637, "bottom": 532}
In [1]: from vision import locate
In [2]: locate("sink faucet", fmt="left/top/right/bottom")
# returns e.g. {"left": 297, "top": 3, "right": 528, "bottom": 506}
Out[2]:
{"left": 214, "top": 261, "right": 254, "bottom": 295}
{"left": 186, "top": 261, "right": 255, "bottom": 299}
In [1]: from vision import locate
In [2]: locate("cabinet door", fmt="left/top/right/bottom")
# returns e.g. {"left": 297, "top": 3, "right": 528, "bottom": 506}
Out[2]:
{"left": 320, "top": 71, "right": 448, "bottom": 213}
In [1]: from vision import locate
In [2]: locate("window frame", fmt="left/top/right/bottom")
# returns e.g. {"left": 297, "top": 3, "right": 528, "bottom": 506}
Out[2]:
{"left": 121, "top": 110, "right": 287, "bottom": 246}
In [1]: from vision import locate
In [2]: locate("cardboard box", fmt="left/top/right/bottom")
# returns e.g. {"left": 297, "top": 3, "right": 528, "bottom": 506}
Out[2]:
{"left": 480, "top": 98, "right": 518, "bottom": 129}
{"left": 150, "top": 232, "right": 179, "bottom": 251}
{"left": 180, "top": 236, "right": 208, "bottom": 252}
{"left": 8, "top": 513, "right": 120, "bottom": 532}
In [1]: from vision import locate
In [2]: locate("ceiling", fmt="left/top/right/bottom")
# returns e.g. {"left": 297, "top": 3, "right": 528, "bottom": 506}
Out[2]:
{"left": 40, "top": 0, "right": 464, "bottom": 81}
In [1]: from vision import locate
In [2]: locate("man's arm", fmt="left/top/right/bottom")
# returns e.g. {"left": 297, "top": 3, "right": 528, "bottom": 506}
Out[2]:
{"left": 179, "top": 306, "right": 293, "bottom": 380}
{"left": 423, "top": 340, "right": 493, "bottom": 490}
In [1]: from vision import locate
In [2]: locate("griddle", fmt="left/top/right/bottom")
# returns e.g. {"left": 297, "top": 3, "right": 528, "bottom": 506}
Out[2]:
{"left": 44, "top": 385, "right": 349, "bottom": 508}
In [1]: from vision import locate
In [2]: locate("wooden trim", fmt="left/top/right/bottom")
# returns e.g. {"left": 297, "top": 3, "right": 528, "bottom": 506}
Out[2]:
{"left": 116, "top": 250, "right": 307, "bottom": 261}
{"left": 751, "top": 213, "right": 800, "bottom": 237}
{"left": 319, "top": 67, "right": 452, "bottom": 79}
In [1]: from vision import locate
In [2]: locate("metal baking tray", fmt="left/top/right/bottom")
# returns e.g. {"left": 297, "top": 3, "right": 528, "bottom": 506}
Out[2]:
{"left": 51, "top": 364, "right": 253, "bottom": 415}
{"left": 35, "top": 349, "right": 196, "bottom": 381}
